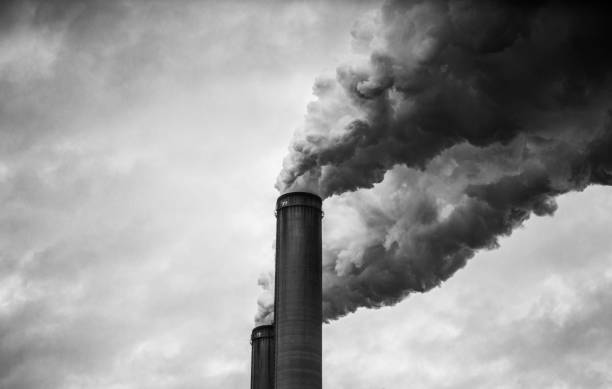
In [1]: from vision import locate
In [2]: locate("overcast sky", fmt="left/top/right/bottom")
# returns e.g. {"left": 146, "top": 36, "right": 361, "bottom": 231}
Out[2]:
{"left": 1, "top": 1, "right": 611, "bottom": 388}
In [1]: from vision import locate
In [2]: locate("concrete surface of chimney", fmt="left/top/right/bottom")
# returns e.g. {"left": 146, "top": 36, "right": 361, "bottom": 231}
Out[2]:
{"left": 274, "top": 192, "right": 322, "bottom": 389}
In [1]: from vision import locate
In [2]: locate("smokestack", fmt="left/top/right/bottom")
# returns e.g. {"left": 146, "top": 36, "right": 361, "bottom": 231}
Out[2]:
{"left": 274, "top": 192, "right": 323, "bottom": 389}
{"left": 250, "top": 324, "right": 274, "bottom": 389}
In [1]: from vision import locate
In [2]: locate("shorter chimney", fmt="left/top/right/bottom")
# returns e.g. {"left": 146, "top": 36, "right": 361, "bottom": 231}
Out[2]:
{"left": 250, "top": 324, "right": 274, "bottom": 389}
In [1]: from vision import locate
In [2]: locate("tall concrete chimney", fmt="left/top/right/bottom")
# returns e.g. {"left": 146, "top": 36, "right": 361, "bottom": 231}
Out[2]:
{"left": 250, "top": 324, "right": 274, "bottom": 389}
{"left": 274, "top": 192, "right": 322, "bottom": 389}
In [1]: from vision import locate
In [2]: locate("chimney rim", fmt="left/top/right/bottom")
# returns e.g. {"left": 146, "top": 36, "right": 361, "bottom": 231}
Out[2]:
{"left": 276, "top": 192, "right": 323, "bottom": 215}
{"left": 251, "top": 324, "right": 275, "bottom": 342}
{"left": 277, "top": 191, "right": 322, "bottom": 202}
{"left": 251, "top": 324, "right": 274, "bottom": 332}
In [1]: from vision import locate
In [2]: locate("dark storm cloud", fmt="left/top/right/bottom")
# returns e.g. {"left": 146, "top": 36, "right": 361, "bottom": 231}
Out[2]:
{"left": 0, "top": 0, "right": 77, "bottom": 31}
{"left": 0, "top": 0, "right": 141, "bottom": 158}
{"left": 273, "top": 0, "right": 612, "bottom": 321}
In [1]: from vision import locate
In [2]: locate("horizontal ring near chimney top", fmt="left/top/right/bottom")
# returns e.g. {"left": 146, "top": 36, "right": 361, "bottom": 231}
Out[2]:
{"left": 276, "top": 192, "right": 322, "bottom": 214}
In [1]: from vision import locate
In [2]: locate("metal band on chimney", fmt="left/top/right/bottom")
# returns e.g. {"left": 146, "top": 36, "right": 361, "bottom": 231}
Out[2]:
{"left": 251, "top": 324, "right": 274, "bottom": 344}
{"left": 276, "top": 192, "right": 323, "bottom": 215}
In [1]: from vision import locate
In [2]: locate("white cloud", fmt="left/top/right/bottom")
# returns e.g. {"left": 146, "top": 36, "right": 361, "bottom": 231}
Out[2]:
{"left": 0, "top": 1, "right": 378, "bottom": 388}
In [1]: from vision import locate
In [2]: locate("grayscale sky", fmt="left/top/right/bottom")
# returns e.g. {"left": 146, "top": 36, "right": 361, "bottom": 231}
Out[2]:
{"left": 1, "top": 1, "right": 611, "bottom": 388}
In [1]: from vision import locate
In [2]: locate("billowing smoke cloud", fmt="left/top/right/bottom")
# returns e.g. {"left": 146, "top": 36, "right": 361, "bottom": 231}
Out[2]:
{"left": 270, "top": 0, "right": 612, "bottom": 322}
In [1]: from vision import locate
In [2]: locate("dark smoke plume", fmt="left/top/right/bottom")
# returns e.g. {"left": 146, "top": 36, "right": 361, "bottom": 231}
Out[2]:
{"left": 260, "top": 0, "right": 612, "bottom": 323}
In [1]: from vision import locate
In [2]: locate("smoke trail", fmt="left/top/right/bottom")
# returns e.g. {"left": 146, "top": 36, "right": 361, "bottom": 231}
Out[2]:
{"left": 270, "top": 0, "right": 612, "bottom": 322}
{"left": 255, "top": 272, "right": 275, "bottom": 325}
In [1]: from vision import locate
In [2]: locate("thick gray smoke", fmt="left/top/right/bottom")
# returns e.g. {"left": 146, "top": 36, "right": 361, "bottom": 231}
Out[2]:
{"left": 261, "top": 0, "right": 612, "bottom": 323}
